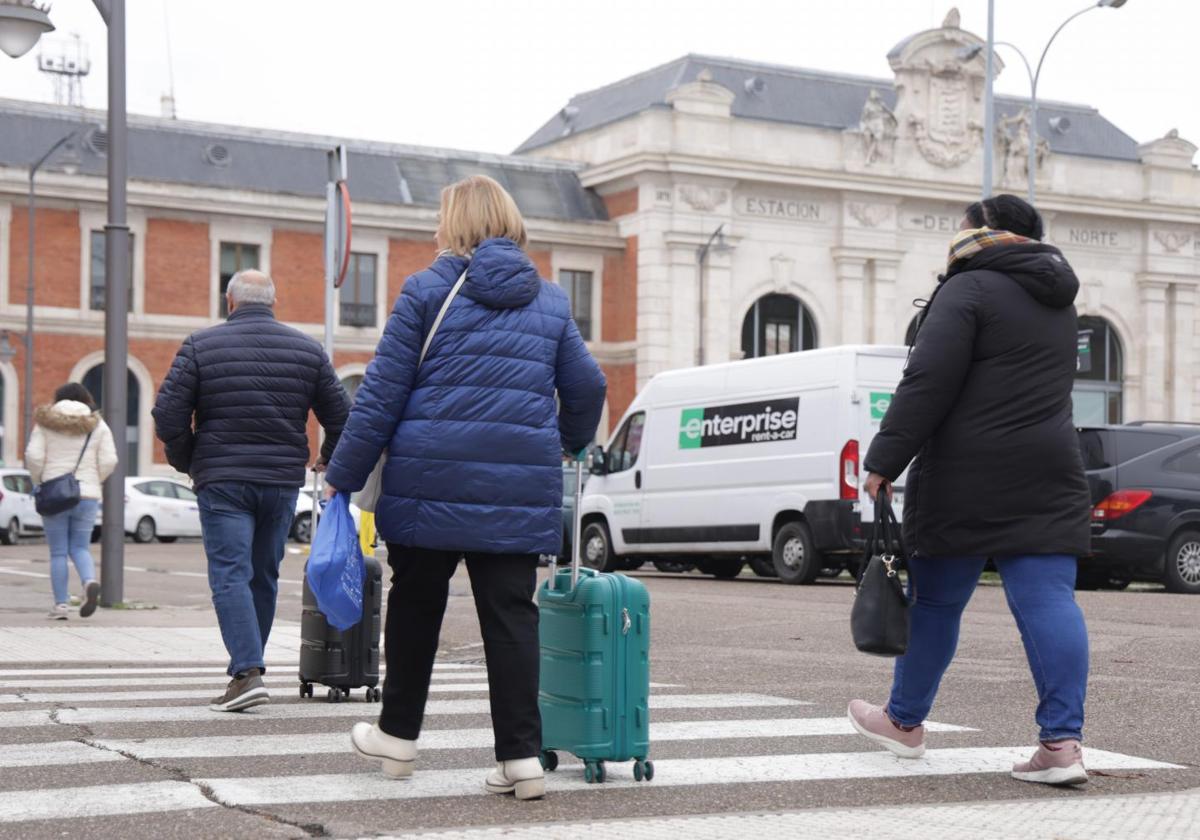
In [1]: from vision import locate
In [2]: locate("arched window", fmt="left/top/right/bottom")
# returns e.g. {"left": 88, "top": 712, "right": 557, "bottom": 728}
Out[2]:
{"left": 741, "top": 294, "right": 818, "bottom": 359}
{"left": 1072, "top": 317, "right": 1123, "bottom": 425}
{"left": 340, "top": 374, "right": 364, "bottom": 402}
{"left": 82, "top": 364, "right": 140, "bottom": 475}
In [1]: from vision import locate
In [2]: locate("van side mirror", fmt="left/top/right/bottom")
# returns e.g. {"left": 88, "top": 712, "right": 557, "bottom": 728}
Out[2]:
{"left": 589, "top": 446, "right": 607, "bottom": 476}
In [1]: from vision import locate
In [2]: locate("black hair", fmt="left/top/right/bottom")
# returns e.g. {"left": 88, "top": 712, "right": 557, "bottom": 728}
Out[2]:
{"left": 54, "top": 382, "right": 97, "bottom": 410}
{"left": 964, "top": 193, "right": 1044, "bottom": 241}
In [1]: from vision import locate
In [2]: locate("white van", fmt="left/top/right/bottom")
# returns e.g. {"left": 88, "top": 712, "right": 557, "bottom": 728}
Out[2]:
{"left": 580, "top": 345, "right": 908, "bottom": 583}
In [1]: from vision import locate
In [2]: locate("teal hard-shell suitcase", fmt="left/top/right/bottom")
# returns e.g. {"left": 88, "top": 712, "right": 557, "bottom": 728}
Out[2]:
{"left": 537, "top": 460, "right": 653, "bottom": 784}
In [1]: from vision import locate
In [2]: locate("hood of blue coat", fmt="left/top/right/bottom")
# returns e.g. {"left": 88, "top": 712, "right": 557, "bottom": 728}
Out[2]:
{"left": 458, "top": 238, "right": 542, "bottom": 309}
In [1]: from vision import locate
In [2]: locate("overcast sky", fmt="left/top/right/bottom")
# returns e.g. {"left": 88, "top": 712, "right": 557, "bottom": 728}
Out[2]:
{"left": 0, "top": 1, "right": 1195, "bottom": 159}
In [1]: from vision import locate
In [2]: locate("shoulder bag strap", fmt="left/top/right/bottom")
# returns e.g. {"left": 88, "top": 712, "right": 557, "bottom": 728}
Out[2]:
{"left": 418, "top": 268, "right": 469, "bottom": 367}
{"left": 71, "top": 429, "right": 95, "bottom": 474}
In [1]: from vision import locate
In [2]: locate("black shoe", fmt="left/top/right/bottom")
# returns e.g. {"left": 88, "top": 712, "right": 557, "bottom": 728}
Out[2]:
{"left": 209, "top": 669, "right": 269, "bottom": 712}
{"left": 79, "top": 581, "right": 101, "bottom": 618}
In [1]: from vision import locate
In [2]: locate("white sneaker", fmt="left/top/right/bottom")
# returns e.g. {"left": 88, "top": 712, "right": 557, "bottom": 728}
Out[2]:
{"left": 485, "top": 757, "right": 546, "bottom": 800}
{"left": 47, "top": 604, "right": 69, "bottom": 620}
{"left": 350, "top": 722, "right": 417, "bottom": 778}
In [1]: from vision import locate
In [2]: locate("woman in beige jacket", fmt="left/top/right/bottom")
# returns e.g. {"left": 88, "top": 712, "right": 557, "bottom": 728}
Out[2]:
{"left": 25, "top": 383, "right": 119, "bottom": 619}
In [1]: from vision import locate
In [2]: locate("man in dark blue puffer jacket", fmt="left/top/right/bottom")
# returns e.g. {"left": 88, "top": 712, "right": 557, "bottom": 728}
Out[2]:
{"left": 153, "top": 270, "right": 348, "bottom": 712}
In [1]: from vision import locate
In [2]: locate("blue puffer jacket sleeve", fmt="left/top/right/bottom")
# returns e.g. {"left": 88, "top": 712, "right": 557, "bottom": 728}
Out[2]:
{"left": 555, "top": 317, "right": 607, "bottom": 453}
{"left": 324, "top": 279, "right": 427, "bottom": 493}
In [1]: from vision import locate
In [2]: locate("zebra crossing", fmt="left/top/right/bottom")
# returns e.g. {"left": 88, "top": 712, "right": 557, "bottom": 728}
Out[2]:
{"left": 0, "top": 656, "right": 1185, "bottom": 830}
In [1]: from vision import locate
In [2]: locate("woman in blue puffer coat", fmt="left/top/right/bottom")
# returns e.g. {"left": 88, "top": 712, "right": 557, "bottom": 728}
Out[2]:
{"left": 324, "top": 175, "right": 606, "bottom": 800}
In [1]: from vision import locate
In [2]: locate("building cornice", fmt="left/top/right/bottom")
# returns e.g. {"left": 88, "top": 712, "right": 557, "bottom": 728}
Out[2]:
{"left": 577, "top": 152, "right": 1200, "bottom": 225}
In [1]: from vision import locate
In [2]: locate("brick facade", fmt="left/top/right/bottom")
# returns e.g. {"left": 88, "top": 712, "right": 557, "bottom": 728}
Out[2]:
{"left": 271, "top": 229, "right": 325, "bottom": 324}
{"left": 9, "top": 207, "right": 81, "bottom": 309}
{"left": 144, "top": 219, "right": 209, "bottom": 317}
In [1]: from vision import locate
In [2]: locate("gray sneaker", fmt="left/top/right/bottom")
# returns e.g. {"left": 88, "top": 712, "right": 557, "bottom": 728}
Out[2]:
{"left": 209, "top": 670, "right": 269, "bottom": 712}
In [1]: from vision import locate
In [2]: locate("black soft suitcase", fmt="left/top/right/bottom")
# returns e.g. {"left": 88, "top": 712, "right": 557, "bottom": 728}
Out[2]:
{"left": 298, "top": 474, "right": 383, "bottom": 703}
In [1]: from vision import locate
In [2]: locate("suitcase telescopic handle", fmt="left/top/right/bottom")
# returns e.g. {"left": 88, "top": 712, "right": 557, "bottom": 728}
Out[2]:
{"left": 570, "top": 458, "right": 584, "bottom": 591}
{"left": 311, "top": 469, "right": 321, "bottom": 540}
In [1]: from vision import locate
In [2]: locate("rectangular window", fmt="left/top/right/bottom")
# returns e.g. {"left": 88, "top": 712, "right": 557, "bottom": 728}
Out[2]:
{"left": 89, "top": 230, "right": 134, "bottom": 312}
{"left": 339, "top": 253, "right": 378, "bottom": 328}
{"left": 219, "top": 242, "right": 260, "bottom": 317}
{"left": 559, "top": 269, "right": 594, "bottom": 341}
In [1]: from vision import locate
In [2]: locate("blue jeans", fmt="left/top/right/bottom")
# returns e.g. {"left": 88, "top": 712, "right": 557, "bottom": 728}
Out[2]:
{"left": 198, "top": 482, "right": 299, "bottom": 677}
{"left": 43, "top": 499, "right": 99, "bottom": 605}
{"left": 887, "top": 554, "right": 1089, "bottom": 743}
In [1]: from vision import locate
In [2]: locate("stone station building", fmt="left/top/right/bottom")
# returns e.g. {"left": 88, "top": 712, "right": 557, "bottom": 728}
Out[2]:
{"left": 0, "top": 13, "right": 1197, "bottom": 476}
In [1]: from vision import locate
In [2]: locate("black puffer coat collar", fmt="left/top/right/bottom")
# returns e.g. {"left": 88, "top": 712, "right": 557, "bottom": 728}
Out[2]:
{"left": 945, "top": 242, "right": 1079, "bottom": 309}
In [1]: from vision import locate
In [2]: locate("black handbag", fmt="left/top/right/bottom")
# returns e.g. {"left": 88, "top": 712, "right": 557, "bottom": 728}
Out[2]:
{"left": 850, "top": 493, "right": 912, "bottom": 657}
{"left": 34, "top": 430, "right": 94, "bottom": 516}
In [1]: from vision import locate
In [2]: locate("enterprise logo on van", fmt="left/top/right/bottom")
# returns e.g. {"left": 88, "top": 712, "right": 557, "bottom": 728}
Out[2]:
{"left": 678, "top": 398, "right": 800, "bottom": 449}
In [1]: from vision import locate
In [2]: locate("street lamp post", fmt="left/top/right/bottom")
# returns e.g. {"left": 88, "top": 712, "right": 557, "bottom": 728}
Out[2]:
{"left": 963, "top": 0, "right": 1128, "bottom": 204}
{"left": 26, "top": 131, "right": 79, "bottom": 449}
{"left": 0, "top": 0, "right": 129, "bottom": 606}
{"left": 695, "top": 224, "right": 731, "bottom": 367}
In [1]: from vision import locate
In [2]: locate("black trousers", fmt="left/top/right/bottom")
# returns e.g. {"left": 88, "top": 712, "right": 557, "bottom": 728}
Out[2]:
{"left": 379, "top": 544, "right": 541, "bottom": 761}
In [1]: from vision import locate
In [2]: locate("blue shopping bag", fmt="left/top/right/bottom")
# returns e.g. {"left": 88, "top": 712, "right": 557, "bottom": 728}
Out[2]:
{"left": 305, "top": 492, "right": 365, "bottom": 631}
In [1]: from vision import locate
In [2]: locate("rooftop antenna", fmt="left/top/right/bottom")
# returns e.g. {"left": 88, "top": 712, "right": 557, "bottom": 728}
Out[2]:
{"left": 160, "top": 1, "right": 177, "bottom": 118}
{"left": 36, "top": 32, "right": 90, "bottom": 108}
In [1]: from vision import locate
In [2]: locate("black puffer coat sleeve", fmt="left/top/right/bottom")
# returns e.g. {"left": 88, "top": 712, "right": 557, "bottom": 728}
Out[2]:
{"left": 864, "top": 276, "right": 980, "bottom": 481}
{"left": 152, "top": 336, "right": 200, "bottom": 475}
{"left": 312, "top": 353, "right": 350, "bottom": 465}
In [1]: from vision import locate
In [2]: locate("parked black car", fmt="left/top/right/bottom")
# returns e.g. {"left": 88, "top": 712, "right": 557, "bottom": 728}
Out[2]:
{"left": 1078, "top": 423, "right": 1200, "bottom": 594}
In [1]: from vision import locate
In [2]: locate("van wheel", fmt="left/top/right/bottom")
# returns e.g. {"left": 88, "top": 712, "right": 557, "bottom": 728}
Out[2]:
{"left": 773, "top": 521, "right": 818, "bottom": 585}
{"left": 748, "top": 556, "right": 777, "bottom": 578}
{"left": 1164, "top": 531, "right": 1200, "bottom": 594}
{"left": 581, "top": 520, "right": 619, "bottom": 573}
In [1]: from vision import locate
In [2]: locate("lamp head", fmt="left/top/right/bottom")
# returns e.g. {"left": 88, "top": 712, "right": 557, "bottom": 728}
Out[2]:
{"left": 0, "top": 1, "right": 54, "bottom": 60}
{"left": 1098, "top": 0, "right": 1127, "bottom": 7}
{"left": 713, "top": 230, "right": 733, "bottom": 255}
{"left": 957, "top": 44, "right": 984, "bottom": 62}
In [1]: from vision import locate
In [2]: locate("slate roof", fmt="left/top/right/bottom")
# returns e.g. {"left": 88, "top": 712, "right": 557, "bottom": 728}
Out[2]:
{"left": 0, "top": 99, "right": 609, "bottom": 223}
{"left": 515, "top": 54, "right": 1141, "bottom": 163}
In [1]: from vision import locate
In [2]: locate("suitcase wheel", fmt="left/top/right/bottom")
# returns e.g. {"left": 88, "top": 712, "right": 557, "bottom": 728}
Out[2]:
{"left": 299, "top": 682, "right": 313, "bottom": 699}
{"left": 366, "top": 686, "right": 381, "bottom": 703}
{"left": 326, "top": 687, "right": 349, "bottom": 703}
{"left": 634, "top": 759, "right": 654, "bottom": 782}
{"left": 583, "top": 761, "right": 606, "bottom": 784}
{"left": 539, "top": 751, "right": 559, "bottom": 772}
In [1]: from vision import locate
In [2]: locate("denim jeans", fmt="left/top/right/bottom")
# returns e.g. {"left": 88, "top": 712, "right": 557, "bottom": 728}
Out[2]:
{"left": 198, "top": 482, "right": 299, "bottom": 676}
{"left": 43, "top": 499, "right": 99, "bottom": 605}
{"left": 887, "top": 554, "right": 1089, "bottom": 743}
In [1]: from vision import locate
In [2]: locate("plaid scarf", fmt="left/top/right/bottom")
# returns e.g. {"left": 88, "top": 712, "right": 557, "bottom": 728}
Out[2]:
{"left": 947, "top": 227, "right": 1032, "bottom": 269}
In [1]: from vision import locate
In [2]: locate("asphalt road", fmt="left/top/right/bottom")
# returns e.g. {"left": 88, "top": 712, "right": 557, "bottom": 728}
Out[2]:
{"left": 0, "top": 541, "right": 1196, "bottom": 838}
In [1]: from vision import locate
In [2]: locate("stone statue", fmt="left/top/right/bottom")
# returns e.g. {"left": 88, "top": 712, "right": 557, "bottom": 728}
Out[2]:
{"left": 859, "top": 90, "right": 898, "bottom": 165}
{"left": 998, "top": 108, "right": 1050, "bottom": 180}
{"left": 943, "top": 7, "right": 961, "bottom": 29}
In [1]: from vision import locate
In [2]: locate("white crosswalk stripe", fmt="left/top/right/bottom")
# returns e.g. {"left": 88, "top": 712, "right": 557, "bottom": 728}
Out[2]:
{"left": 0, "top": 656, "right": 1185, "bottom": 827}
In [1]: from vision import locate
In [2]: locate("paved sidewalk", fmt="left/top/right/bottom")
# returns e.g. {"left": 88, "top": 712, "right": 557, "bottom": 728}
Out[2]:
{"left": 392, "top": 787, "right": 1200, "bottom": 839}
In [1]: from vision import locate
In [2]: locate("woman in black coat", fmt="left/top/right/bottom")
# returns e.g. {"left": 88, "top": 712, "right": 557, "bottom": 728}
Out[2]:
{"left": 848, "top": 195, "right": 1093, "bottom": 786}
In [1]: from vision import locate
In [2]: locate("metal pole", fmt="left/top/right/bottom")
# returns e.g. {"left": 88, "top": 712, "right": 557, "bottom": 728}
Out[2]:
{"left": 1027, "top": 88, "right": 1038, "bottom": 203}
{"left": 24, "top": 172, "right": 35, "bottom": 450}
{"left": 982, "top": 0, "right": 995, "bottom": 199}
{"left": 323, "top": 151, "right": 337, "bottom": 361}
{"left": 99, "top": 0, "right": 128, "bottom": 607}
{"left": 695, "top": 253, "right": 705, "bottom": 367}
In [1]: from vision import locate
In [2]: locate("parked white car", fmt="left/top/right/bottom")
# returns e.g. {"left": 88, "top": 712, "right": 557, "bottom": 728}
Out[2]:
{"left": 292, "top": 488, "right": 363, "bottom": 543}
{"left": 124, "top": 477, "right": 202, "bottom": 543}
{"left": 0, "top": 468, "right": 42, "bottom": 545}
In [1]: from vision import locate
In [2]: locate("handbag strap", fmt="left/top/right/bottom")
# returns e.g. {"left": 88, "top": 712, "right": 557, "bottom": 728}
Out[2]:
{"left": 71, "top": 429, "right": 95, "bottom": 474}
{"left": 419, "top": 268, "right": 469, "bottom": 367}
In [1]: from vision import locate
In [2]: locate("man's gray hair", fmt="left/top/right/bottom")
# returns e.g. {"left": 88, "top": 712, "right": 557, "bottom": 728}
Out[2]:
{"left": 227, "top": 270, "right": 276, "bottom": 306}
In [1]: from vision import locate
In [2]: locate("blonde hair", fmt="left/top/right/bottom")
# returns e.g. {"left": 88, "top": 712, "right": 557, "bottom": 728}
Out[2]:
{"left": 438, "top": 175, "right": 528, "bottom": 256}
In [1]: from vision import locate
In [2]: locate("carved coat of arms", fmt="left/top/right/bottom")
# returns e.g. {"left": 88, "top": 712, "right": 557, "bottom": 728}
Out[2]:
{"left": 909, "top": 69, "right": 982, "bottom": 168}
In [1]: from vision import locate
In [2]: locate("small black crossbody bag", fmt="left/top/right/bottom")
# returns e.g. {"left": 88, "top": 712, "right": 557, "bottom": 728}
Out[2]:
{"left": 34, "top": 430, "right": 94, "bottom": 516}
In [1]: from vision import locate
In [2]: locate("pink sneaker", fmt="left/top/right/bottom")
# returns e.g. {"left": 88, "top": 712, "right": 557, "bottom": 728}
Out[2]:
{"left": 1011, "top": 740, "right": 1088, "bottom": 786}
{"left": 847, "top": 700, "right": 926, "bottom": 758}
